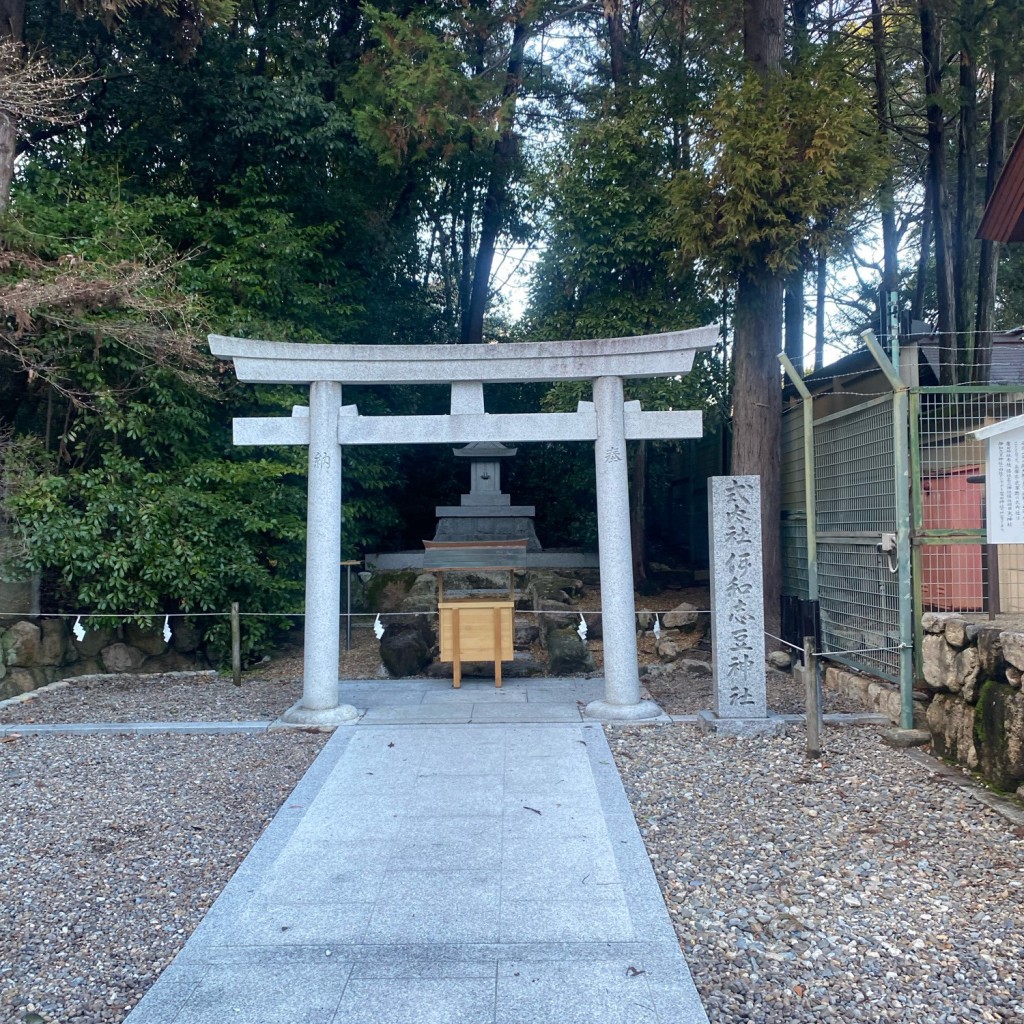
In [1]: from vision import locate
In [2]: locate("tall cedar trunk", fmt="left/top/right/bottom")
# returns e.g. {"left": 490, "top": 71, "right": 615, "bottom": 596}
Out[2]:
{"left": 815, "top": 251, "right": 826, "bottom": 371}
{"left": 733, "top": 269, "right": 784, "bottom": 643}
{"left": 0, "top": 0, "right": 26, "bottom": 211}
{"left": 604, "top": 0, "right": 627, "bottom": 100}
{"left": 784, "top": 268, "right": 804, "bottom": 370}
{"left": 734, "top": 0, "right": 783, "bottom": 643}
{"left": 953, "top": 0, "right": 978, "bottom": 365}
{"left": 462, "top": 20, "right": 529, "bottom": 345}
{"left": 920, "top": 0, "right": 957, "bottom": 381}
{"left": 912, "top": 174, "right": 933, "bottom": 322}
{"left": 629, "top": 440, "right": 647, "bottom": 582}
{"left": 870, "top": 0, "right": 899, "bottom": 326}
{"left": 974, "top": 18, "right": 1007, "bottom": 380}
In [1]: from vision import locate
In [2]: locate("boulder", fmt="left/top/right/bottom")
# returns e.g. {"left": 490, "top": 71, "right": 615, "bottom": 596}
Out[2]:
{"left": 124, "top": 622, "right": 168, "bottom": 657}
{"left": 655, "top": 636, "right": 681, "bottom": 662}
{"left": 145, "top": 650, "right": 205, "bottom": 673}
{"left": 1009, "top": 666, "right": 1022, "bottom": 688}
{"left": 101, "top": 643, "right": 147, "bottom": 673}
{"left": 921, "top": 634, "right": 957, "bottom": 691}
{"left": 1000, "top": 631, "right": 1024, "bottom": 674}
{"left": 974, "top": 680, "right": 1024, "bottom": 790}
{"left": 536, "top": 600, "right": 576, "bottom": 631}
{"left": 380, "top": 621, "right": 432, "bottom": 678}
{"left": 927, "top": 693, "right": 978, "bottom": 770}
{"left": 171, "top": 618, "right": 203, "bottom": 654}
{"left": 767, "top": 650, "right": 793, "bottom": 670}
{"left": 582, "top": 612, "right": 603, "bottom": 641}
{"left": 401, "top": 573, "right": 438, "bottom": 615}
{"left": 2, "top": 620, "right": 40, "bottom": 666}
{"left": 545, "top": 626, "right": 594, "bottom": 675}
{"left": 0, "top": 666, "right": 51, "bottom": 701}
{"left": 514, "top": 619, "right": 540, "bottom": 646}
{"left": 976, "top": 627, "right": 1006, "bottom": 683}
{"left": 956, "top": 647, "right": 981, "bottom": 702}
{"left": 37, "top": 619, "right": 69, "bottom": 666}
{"left": 74, "top": 625, "right": 117, "bottom": 659}
{"left": 944, "top": 617, "right": 968, "bottom": 649}
{"left": 662, "top": 602, "right": 700, "bottom": 630}
{"left": 635, "top": 611, "right": 655, "bottom": 632}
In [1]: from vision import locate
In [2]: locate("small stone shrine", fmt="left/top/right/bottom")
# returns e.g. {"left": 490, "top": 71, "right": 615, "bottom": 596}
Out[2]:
{"left": 432, "top": 441, "right": 542, "bottom": 551}
{"left": 699, "top": 475, "right": 785, "bottom": 736}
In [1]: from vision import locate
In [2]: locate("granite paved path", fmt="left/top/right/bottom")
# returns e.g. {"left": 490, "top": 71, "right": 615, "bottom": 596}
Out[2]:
{"left": 124, "top": 717, "right": 709, "bottom": 1024}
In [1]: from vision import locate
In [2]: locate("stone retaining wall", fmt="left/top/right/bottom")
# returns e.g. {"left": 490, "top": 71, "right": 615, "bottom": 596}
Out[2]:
{"left": 919, "top": 612, "right": 1024, "bottom": 791}
{"left": 0, "top": 617, "right": 209, "bottom": 702}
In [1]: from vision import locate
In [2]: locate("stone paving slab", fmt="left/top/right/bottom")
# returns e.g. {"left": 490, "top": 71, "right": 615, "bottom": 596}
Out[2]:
{"left": 124, "top": 722, "right": 709, "bottom": 1024}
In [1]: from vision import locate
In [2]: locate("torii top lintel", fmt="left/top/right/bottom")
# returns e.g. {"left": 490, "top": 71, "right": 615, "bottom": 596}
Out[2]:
{"left": 208, "top": 325, "right": 719, "bottom": 386}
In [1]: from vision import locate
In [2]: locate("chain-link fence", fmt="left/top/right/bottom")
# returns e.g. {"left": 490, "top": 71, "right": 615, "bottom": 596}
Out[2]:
{"left": 913, "top": 387, "right": 1024, "bottom": 620}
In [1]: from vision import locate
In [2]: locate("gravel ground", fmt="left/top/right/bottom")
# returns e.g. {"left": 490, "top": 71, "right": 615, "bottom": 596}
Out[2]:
{"left": 643, "top": 659, "right": 871, "bottom": 716}
{"left": 610, "top": 724, "right": 1024, "bottom": 1024}
{"left": 0, "top": 673, "right": 304, "bottom": 725}
{"left": 0, "top": 732, "right": 325, "bottom": 1024}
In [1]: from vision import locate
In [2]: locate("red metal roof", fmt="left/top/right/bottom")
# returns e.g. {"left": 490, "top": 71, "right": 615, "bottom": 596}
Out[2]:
{"left": 978, "top": 128, "right": 1024, "bottom": 243}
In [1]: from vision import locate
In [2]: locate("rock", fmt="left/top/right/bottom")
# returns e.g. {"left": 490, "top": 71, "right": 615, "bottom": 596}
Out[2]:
{"left": 880, "top": 728, "right": 931, "bottom": 749}
{"left": 635, "top": 611, "right": 655, "bottom": 632}
{"left": 380, "top": 621, "right": 432, "bottom": 678}
{"left": 582, "top": 611, "right": 603, "bottom": 641}
{"left": 37, "top": 619, "right": 69, "bottom": 666}
{"left": 124, "top": 622, "right": 168, "bottom": 657}
{"left": 927, "top": 694, "right": 978, "bottom": 770}
{"left": 921, "top": 612, "right": 949, "bottom": 634}
{"left": 663, "top": 602, "right": 700, "bottom": 630}
{"left": 545, "top": 626, "right": 594, "bottom": 675}
{"left": 1009, "top": 666, "right": 1023, "bottom": 688}
{"left": 656, "top": 636, "right": 681, "bottom": 662}
{"left": 1, "top": 620, "right": 40, "bottom": 666}
{"left": 767, "top": 650, "right": 792, "bottom": 670}
{"left": 0, "top": 666, "right": 52, "bottom": 700}
{"left": 427, "top": 651, "right": 545, "bottom": 680}
{"left": 400, "top": 573, "right": 438, "bottom": 615}
{"left": 527, "top": 572, "right": 583, "bottom": 601}
{"left": 144, "top": 650, "right": 204, "bottom": 673}
{"left": 513, "top": 619, "right": 540, "bottom": 646}
{"left": 944, "top": 617, "right": 968, "bottom": 648}
{"left": 974, "top": 680, "right": 1024, "bottom": 790}
{"left": 976, "top": 627, "right": 1006, "bottom": 682}
{"left": 364, "top": 570, "right": 418, "bottom": 613}
{"left": 1000, "top": 631, "right": 1024, "bottom": 673}
{"left": 101, "top": 643, "right": 147, "bottom": 673}
{"left": 921, "top": 634, "right": 958, "bottom": 691}
{"left": 536, "top": 600, "right": 576, "bottom": 631}
{"left": 955, "top": 647, "right": 980, "bottom": 701}
{"left": 74, "top": 625, "right": 117, "bottom": 659}
{"left": 680, "top": 658, "right": 713, "bottom": 677}
{"left": 171, "top": 618, "right": 203, "bottom": 653}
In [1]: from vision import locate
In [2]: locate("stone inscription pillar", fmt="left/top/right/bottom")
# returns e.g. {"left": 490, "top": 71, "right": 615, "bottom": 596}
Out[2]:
{"left": 282, "top": 379, "right": 358, "bottom": 726}
{"left": 585, "top": 376, "right": 663, "bottom": 721}
{"left": 699, "top": 475, "right": 782, "bottom": 736}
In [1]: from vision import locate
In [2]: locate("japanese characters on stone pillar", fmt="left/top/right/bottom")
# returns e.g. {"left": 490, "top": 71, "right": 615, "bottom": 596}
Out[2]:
{"left": 700, "top": 475, "right": 784, "bottom": 737}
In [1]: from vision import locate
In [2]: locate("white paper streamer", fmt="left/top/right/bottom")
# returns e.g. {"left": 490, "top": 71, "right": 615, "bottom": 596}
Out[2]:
{"left": 652, "top": 614, "right": 661, "bottom": 640}
{"left": 577, "top": 613, "right": 588, "bottom": 641}
{"left": 373, "top": 613, "right": 384, "bottom": 640}
{"left": 163, "top": 615, "right": 172, "bottom": 643}
{"left": 72, "top": 616, "right": 86, "bottom": 642}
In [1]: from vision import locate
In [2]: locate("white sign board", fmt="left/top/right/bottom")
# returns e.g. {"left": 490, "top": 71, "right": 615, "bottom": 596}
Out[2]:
{"left": 985, "top": 427, "right": 1024, "bottom": 544}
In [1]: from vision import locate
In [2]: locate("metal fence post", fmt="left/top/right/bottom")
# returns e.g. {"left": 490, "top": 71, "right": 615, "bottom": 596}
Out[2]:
{"left": 863, "top": 331, "right": 915, "bottom": 730}
{"left": 231, "top": 602, "right": 242, "bottom": 687}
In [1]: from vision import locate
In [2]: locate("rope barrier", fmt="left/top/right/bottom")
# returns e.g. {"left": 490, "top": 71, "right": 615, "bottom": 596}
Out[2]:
{"left": 764, "top": 630, "right": 909, "bottom": 659}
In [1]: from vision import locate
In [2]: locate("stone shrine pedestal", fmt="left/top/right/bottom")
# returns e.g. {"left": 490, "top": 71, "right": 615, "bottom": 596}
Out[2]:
{"left": 432, "top": 442, "right": 542, "bottom": 550}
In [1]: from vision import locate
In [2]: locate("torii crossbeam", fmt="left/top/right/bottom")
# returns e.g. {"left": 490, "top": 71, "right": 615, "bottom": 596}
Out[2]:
{"left": 209, "top": 326, "right": 718, "bottom": 725}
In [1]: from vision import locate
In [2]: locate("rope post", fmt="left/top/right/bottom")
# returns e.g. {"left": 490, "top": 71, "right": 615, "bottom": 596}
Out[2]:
{"left": 804, "top": 635, "right": 822, "bottom": 759}
{"left": 231, "top": 602, "right": 242, "bottom": 688}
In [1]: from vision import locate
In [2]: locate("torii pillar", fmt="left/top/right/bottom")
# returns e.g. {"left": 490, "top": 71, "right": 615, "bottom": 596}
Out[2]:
{"left": 209, "top": 326, "right": 719, "bottom": 726}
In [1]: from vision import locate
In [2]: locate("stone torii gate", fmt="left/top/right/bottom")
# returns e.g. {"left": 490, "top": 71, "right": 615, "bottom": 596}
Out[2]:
{"left": 209, "top": 326, "right": 718, "bottom": 726}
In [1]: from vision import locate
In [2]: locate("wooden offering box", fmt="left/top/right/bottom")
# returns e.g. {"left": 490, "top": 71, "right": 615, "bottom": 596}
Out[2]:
{"left": 422, "top": 540, "right": 527, "bottom": 689}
